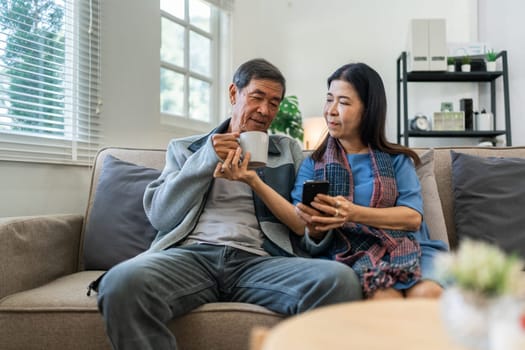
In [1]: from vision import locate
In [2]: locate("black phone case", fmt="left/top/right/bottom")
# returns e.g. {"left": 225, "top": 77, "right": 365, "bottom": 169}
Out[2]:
{"left": 302, "top": 180, "right": 329, "bottom": 206}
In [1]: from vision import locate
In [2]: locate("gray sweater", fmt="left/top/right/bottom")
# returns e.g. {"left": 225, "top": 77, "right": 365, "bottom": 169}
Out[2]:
{"left": 143, "top": 119, "right": 306, "bottom": 256}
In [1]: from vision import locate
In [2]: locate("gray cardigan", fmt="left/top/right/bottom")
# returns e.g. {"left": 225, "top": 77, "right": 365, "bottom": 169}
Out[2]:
{"left": 143, "top": 119, "right": 308, "bottom": 256}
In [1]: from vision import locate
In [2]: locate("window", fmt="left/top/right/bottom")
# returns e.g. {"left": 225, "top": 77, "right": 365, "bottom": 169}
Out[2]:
{"left": 160, "top": 0, "right": 231, "bottom": 131}
{"left": 0, "top": 0, "right": 101, "bottom": 165}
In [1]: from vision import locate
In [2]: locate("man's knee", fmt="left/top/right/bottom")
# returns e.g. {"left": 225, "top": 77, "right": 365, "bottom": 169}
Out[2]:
{"left": 97, "top": 261, "right": 152, "bottom": 312}
{"left": 333, "top": 263, "right": 362, "bottom": 300}
{"left": 318, "top": 261, "right": 363, "bottom": 302}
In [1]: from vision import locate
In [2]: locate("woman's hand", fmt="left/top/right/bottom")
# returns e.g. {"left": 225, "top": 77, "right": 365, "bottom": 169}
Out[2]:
{"left": 295, "top": 196, "right": 346, "bottom": 239}
{"left": 305, "top": 194, "right": 349, "bottom": 233}
{"left": 313, "top": 193, "right": 422, "bottom": 231}
{"left": 213, "top": 147, "right": 257, "bottom": 185}
{"left": 312, "top": 194, "right": 352, "bottom": 221}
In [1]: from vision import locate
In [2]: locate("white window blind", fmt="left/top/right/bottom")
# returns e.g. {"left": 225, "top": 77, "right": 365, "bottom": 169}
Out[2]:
{"left": 0, "top": 0, "right": 101, "bottom": 165}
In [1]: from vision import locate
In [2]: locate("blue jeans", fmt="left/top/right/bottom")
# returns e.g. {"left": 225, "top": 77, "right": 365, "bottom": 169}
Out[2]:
{"left": 97, "top": 244, "right": 362, "bottom": 349}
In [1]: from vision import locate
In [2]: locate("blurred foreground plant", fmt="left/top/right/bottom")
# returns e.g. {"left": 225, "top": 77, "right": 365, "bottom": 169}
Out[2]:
{"left": 436, "top": 239, "right": 525, "bottom": 297}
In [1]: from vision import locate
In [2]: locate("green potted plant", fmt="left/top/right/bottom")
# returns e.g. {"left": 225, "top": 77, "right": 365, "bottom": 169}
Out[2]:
{"left": 461, "top": 55, "right": 471, "bottom": 72}
{"left": 486, "top": 50, "right": 498, "bottom": 72}
{"left": 447, "top": 57, "right": 456, "bottom": 72}
{"left": 270, "top": 95, "right": 304, "bottom": 141}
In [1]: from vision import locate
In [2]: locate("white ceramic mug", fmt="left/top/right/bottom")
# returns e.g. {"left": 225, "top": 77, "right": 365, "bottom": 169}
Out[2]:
{"left": 239, "top": 131, "right": 269, "bottom": 168}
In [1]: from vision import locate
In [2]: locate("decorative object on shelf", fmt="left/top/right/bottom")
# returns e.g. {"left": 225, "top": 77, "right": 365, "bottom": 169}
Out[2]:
{"left": 447, "top": 57, "right": 455, "bottom": 72}
{"left": 409, "top": 114, "right": 430, "bottom": 131}
{"left": 461, "top": 55, "right": 471, "bottom": 72}
{"left": 440, "top": 102, "right": 453, "bottom": 112}
{"left": 433, "top": 111, "right": 465, "bottom": 130}
{"left": 408, "top": 19, "right": 447, "bottom": 71}
{"left": 486, "top": 50, "right": 498, "bottom": 72}
{"left": 436, "top": 239, "right": 525, "bottom": 350}
{"left": 270, "top": 95, "right": 304, "bottom": 141}
{"left": 460, "top": 98, "right": 474, "bottom": 130}
{"left": 475, "top": 109, "right": 494, "bottom": 131}
{"left": 477, "top": 139, "right": 495, "bottom": 147}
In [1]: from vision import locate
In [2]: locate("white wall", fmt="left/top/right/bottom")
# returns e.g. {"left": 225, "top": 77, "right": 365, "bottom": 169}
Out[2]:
{"left": 0, "top": 161, "right": 90, "bottom": 217}
{"left": 100, "top": 0, "right": 191, "bottom": 149}
{"left": 2, "top": 0, "right": 524, "bottom": 217}
{"left": 233, "top": 0, "right": 479, "bottom": 146}
{"left": 478, "top": 0, "right": 525, "bottom": 147}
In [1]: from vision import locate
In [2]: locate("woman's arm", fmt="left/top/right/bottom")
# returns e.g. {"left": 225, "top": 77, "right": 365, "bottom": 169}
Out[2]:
{"left": 310, "top": 195, "right": 422, "bottom": 231}
{"left": 213, "top": 147, "right": 306, "bottom": 234}
{"left": 308, "top": 153, "right": 424, "bottom": 232}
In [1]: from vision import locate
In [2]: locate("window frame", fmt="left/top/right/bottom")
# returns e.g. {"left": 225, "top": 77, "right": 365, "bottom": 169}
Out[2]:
{"left": 160, "top": 0, "right": 228, "bottom": 132}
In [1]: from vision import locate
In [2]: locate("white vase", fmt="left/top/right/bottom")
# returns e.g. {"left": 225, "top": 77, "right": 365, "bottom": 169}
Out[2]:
{"left": 486, "top": 61, "right": 497, "bottom": 72}
{"left": 461, "top": 64, "right": 471, "bottom": 72}
{"left": 447, "top": 65, "right": 455, "bottom": 72}
{"left": 489, "top": 297, "right": 525, "bottom": 350}
{"left": 441, "top": 287, "right": 491, "bottom": 350}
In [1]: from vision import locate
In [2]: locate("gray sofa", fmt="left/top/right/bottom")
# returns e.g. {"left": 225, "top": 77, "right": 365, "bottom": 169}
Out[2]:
{"left": 2, "top": 145, "right": 525, "bottom": 350}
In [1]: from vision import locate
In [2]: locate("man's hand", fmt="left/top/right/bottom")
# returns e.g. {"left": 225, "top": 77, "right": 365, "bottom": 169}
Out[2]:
{"left": 212, "top": 132, "right": 241, "bottom": 161}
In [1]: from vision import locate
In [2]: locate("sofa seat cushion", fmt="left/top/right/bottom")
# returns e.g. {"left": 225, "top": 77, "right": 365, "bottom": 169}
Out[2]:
{"left": 0, "top": 271, "right": 103, "bottom": 310}
{"left": 0, "top": 271, "right": 284, "bottom": 350}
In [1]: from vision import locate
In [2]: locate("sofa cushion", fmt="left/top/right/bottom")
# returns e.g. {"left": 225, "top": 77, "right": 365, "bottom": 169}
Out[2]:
{"left": 0, "top": 271, "right": 283, "bottom": 350}
{"left": 451, "top": 151, "right": 525, "bottom": 258}
{"left": 416, "top": 149, "right": 449, "bottom": 247}
{"left": 83, "top": 155, "right": 161, "bottom": 270}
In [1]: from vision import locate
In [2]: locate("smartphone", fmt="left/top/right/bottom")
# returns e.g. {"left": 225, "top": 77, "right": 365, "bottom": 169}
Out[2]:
{"left": 302, "top": 180, "right": 330, "bottom": 206}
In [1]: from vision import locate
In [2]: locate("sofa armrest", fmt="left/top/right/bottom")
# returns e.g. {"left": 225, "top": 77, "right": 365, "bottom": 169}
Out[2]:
{"left": 0, "top": 214, "right": 83, "bottom": 299}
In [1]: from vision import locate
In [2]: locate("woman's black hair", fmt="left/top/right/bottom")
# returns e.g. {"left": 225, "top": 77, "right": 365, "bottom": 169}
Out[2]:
{"left": 312, "top": 63, "right": 420, "bottom": 165}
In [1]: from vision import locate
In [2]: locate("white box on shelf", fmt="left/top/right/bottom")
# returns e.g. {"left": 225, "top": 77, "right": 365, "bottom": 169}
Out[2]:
{"left": 433, "top": 112, "right": 465, "bottom": 131}
{"left": 448, "top": 42, "right": 489, "bottom": 56}
{"left": 408, "top": 19, "right": 429, "bottom": 71}
{"left": 428, "top": 19, "right": 447, "bottom": 71}
{"left": 408, "top": 19, "right": 447, "bottom": 71}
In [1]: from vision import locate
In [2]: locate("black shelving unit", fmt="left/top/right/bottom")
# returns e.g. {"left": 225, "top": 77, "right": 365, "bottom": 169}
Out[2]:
{"left": 396, "top": 50, "right": 511, "bottom": 146}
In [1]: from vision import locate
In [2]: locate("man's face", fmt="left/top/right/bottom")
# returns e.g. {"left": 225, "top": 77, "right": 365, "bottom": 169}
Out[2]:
{"left": 228, "top": 78, "right": 284, "bottom": 133}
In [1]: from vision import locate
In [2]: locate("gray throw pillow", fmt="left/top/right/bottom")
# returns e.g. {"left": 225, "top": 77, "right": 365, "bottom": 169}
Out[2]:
{"left": 451, "top": 151, "right": 525, "bottom": 258}
{"left": 83, "top": 155, "right": 160, "bottom": 270}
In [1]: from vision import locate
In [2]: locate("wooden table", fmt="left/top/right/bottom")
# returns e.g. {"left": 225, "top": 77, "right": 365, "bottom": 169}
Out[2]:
{"left": 262, "top": 299, "right": 467, "bottom": 350}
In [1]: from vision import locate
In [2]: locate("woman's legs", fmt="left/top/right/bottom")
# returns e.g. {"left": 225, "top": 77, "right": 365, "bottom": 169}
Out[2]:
{"left": 405, "top": 280, "right": 443, "bottom": 298}
{"left": 368, "top": 288, "right": 404, "bottom": 300}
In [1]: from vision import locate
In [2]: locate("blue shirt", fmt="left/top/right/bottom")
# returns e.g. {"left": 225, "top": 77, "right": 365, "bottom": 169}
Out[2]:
{"left": 292, "top": 153, "right": 448, "bottom": 284}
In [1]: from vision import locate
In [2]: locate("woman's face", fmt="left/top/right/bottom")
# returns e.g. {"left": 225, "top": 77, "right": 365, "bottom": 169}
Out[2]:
{"left": 323, "top": 79, "right": 365, "bottom": 141}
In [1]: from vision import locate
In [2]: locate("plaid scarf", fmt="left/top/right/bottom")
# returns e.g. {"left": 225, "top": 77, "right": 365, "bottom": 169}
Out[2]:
{"left": 314, "top": 137, "right": 421, "bottom": 297}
